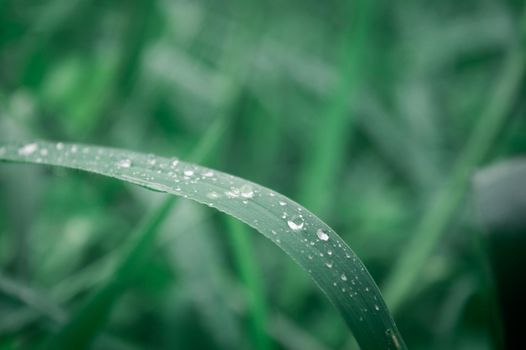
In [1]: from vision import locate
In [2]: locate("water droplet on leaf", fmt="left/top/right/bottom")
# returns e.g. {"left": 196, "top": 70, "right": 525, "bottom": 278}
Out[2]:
{"left": 287, "top": 215, "right": 304, "bottom": 231}
{"left": 240, "top": 184, "right": 254, "bottom": 198}
{"left": 117, "top": 159, "right": 132, "bottom": 168}
{"left": 316, "top": 228, "right": 329, "bottom": 241}
{"left": 18, "top": 143, "right": 38, "bottom": 156}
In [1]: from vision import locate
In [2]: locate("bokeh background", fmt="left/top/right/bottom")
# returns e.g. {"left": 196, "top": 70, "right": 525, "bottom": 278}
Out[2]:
{"left": 1, "top": 0, "right": 525, "bottom": 349}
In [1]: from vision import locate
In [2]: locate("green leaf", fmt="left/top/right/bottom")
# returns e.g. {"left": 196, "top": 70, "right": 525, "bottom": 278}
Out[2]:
{"left": 0, "top": 140, "right": 406, "bottom": 350}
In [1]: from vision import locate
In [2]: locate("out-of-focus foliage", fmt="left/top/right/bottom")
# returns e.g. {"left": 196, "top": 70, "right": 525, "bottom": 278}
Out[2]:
{"left": 0, "top": 0, "right": 524, "bottom": 349}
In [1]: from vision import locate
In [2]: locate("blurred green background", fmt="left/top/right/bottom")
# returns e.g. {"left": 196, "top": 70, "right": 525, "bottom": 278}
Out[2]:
{"left": 1, "top": 0, "right": 525, "bottom": 349}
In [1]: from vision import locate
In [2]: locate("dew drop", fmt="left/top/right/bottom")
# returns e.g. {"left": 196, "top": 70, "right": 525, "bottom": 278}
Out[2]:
{"left": 341, "top": 274, "right": 348, "bottom": 281}
{"left": 56, "top": 142, "right": 64, "bottom": 150}
{"left": 171, "top": 158, "right": 180, "bottom": 167}
{"left": 325, "top": 261, "right": 333, "bottom": 268}
{"left": 287, "top": 215, "right": 304, "bottom": 231}
{"left": 225, "top": 187, "right": 240, "bottom": 198}
{"left": 39, "top": 148, "right": 48, "bottom": 156}
{"left": 184, "top": 169, "right": 194, "bottom": 177}
{"left": 207, "top": 191, "right": 220, "bottom": 199}
{"left": 316, "top": 228, "right": 329, "bottom": 241}
{"left": 117, "top": 159, "right": 132, "bottom": 168}
{"left": 18, "top": 143, "right": 38, "bottom": 156}
{"left": 279, "top": 201, "right": 287, "bottom": 206}
{"left": 374, "top": 304, "right": 380, "bottom": 311}
{"left": 203, "top": 170, "right": 214, "bottom": 177}
{"left": 240, "top": 184, "right": 254, "bottom": 198}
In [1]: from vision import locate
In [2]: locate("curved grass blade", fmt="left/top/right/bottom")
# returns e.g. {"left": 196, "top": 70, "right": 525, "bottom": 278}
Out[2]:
{"left": 42, "top": 115, "right": 233, "bottom": 349}
{"left": 0, "top": 140, "right": 406, "bottom": 350}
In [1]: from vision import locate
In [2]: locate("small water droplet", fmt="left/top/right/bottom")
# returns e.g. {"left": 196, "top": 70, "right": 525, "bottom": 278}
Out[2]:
{"left": 117, "top": 159, "right": 132, "bottom": 168}
{"left": 287, "top": 215, "right": 304, "bottom": 231}
{"left": 240, "top": 184, "right": 254, "bottom": 198}
{"left": 279, "top": 201, "right": 286, "bottom": 206}
{"left": 203, "top": 170, "right": 214, "bottom": 177}
{"left": 316, "top": 228, "right": 329, "bottom": 241}
{"left": 374, "top": 304, "right": 380, "bottom": 311}
{"left": 146, "top": 156, "right": 157, "bottom": 167}
{"left": 225, "top": 187, "right": 240, "bottom": 198}
{"left": 207, "top": 191, "right": 220, "bottom": 199}
{"left": 171, "top": 158, "right": 179, "bottom": 167}
{"left": 39, "top": 148, "right": 48, "bottom": 156}
{"left": 325, "top": 261, "right": 333, "bottom": 268}
{"left": 18, "top": 143, "right": 38, "bottom": 156}
{"left": 327, "top": 250, "right": 333, "bottom": 256}
{"left": 184, "top": 169, "right": 194, "bottom": 176}
{"left": 341, "top": 274, "right": 347, "bottom": 281}
{"left": 56, "top": 142, "right": 64, "bottom": 150}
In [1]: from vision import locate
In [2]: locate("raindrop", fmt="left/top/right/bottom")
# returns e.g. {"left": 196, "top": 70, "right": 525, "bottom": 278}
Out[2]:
{"left": 146, "top": 156, "right": 157, "bottom": 167}
{"left": 207, "top": 191, "right": 220, "bottom": 199}
{"left": 18, "top": 143, "right": 38, "bottom": 156}
{"left": 316, "top": 228, "right": 329, "bottom": 241}
{"left": 287, "top": 215, "right": 304, "bottom": 231}
{"left": 341, "top": 274, "right": 348, "bottom": 281}
{"left": 117, "top": 159, "right": 132, "bottom": 168}
{"left": 225, "top": 187, "right": 240, "bottom": 198}
{"left": 240, "top": 184, "right": 254, "bottom": 198}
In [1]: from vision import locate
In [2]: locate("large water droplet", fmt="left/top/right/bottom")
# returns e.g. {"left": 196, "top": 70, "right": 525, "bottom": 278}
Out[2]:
{"left": 18, "top": 143, "right": 38, "bottom": 156}
{"left": 287, "top": 215, "right": 304, "bottom": 231}
{"left": 316, "top": 228, "right": 329, "bottom": 241}
{"left": 117, "top": 159, "right": 132, "bottom": 168}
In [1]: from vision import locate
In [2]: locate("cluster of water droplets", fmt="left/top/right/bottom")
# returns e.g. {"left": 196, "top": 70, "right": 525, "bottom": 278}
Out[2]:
{"left": 5, "top": 141, "right": 392, "bottom": 335}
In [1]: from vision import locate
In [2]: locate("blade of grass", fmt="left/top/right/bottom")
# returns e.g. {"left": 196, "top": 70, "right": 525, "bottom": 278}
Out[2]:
{"left": 383, "top": 9, "right": 526, "bottom": 313}
{"left": 225, "top": 218, "right": 271, "bottom": 350}
{"left": 298, "top": 0, "right": 373, "bottom": 217}
{"left": 40, "top": 115, "right": 231, "bottom": 350}
{"left": 0, "top": 140, "right": 406, "bottom": 350}
{"left": 286, "top": 0, "right": 374, "bottom": 322}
